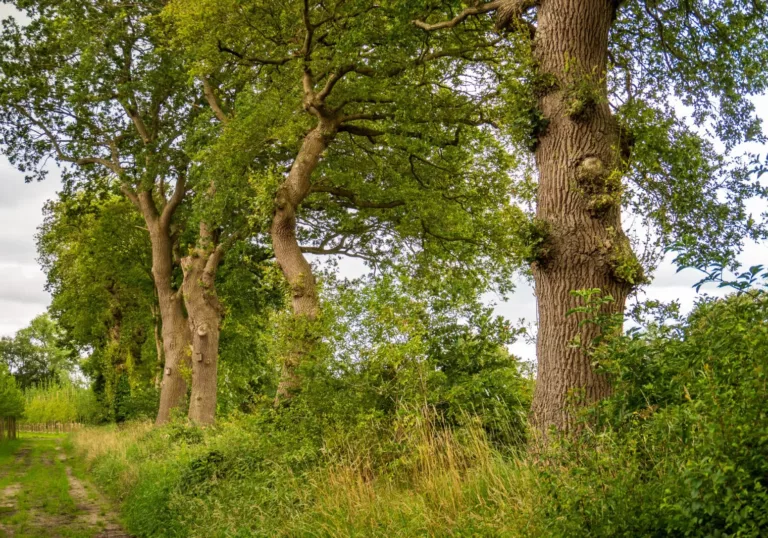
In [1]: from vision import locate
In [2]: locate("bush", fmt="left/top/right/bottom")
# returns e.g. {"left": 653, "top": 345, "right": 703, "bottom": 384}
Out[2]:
{"left": 301, "top": 274, "right": 533, "bottom": 450}
{"left": 70, "top": 285, "right": 768, "bottom": 537}
{"left": 532, "top": 290, "right": 768, "bottom": 537}
{"left": 0, "top": 364, "right": 24, "bottom": 419}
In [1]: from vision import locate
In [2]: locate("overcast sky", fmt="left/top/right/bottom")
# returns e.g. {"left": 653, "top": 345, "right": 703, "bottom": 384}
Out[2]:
{"left": 0, "top": 6, "right": 766, "bottom": 363}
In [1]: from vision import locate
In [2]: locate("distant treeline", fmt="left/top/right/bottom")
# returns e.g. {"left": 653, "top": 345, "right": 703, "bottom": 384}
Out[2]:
{"left": 22, "top": 383, "right": 100, "bottom": 426}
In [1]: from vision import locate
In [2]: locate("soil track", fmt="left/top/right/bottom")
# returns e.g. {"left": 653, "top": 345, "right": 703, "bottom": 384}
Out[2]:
{"left": 0, "top": 436, "right": 131, "bottom": 538}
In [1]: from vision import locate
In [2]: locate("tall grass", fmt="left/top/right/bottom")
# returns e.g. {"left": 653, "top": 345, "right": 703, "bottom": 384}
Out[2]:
{"left": 70, "top": 413, "right": 539, "bottom": 537}
{"left": 65, "top": 292, "right": 768, "bottom": 537}
{"left": 72, "top": 421, "right": 154, "bottom": 464}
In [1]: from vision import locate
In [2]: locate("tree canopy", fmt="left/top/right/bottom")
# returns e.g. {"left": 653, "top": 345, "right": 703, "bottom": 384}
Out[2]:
{"left": 0, "top": 0, "right": 767, "bottom": 431}
{"left": 0, "top": 314, "right": 75, "bottom": 390}
{"left": 0, "top": 363, "right": 24, "bottom": 419}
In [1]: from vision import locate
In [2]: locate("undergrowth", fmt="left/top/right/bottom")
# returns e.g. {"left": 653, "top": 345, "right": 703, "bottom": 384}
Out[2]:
{"left": 71, "top": 289, "right": 768, "bottom": 537}
{"left": 72, "top": 412, "right": 537, "bottom": 537}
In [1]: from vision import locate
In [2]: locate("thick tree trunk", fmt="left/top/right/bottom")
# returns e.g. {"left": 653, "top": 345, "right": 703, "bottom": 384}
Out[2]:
{"left": 151, "top": 304, "right": 164, "bottom": 389}
{"left": 152, "top": 242, "right": 191, "bottom": 424}
{"left": 181, "top": 222, "right": 224, "bottom": 425}
{"left": 530, "top": 0, "right": 638, "bottom": 433}
{"left": 139, "top": 192, "right": 192, "bottom": 425}
{"left": 272, "top": 124, "right": 333, "bottom": 402}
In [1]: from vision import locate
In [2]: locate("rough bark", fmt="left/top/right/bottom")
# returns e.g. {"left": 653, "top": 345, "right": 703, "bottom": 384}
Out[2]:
{"left": 151, "top": 304, "right": 164, "bottom": 389}
{"left": 138, "top": 192, "right": 192, "bottom": 425}
{"left": 272, "top": 122, "right": 335, "bottom": 402}
{"left": 530, "top": 0, "right": 636, "bottom": 433}
{"left": 181, "top": 222, "right": 224, "bottom": 425}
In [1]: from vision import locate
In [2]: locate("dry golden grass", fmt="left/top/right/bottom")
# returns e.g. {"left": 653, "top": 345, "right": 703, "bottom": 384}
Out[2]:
{"left": 68, "top": 413, "right": 541, "bottom": 536}
{"left": 286, "top": 412, "right": 539, "bottom": 536}
{"left": 71, "top": 421, "right": 152, "bottom": 464}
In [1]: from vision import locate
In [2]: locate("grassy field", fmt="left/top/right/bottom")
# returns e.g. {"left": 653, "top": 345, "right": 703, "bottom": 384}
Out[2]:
{"left": 0, "top": 434, "right": 130, "bottom": 538}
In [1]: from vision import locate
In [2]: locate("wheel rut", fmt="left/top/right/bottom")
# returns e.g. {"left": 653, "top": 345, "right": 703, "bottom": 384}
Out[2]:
{"left": 0, "top": 437, "right": 133, "bottom": 538}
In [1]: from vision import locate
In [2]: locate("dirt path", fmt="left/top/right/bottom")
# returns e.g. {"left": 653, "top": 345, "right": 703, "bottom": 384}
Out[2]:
{"left": 0, "top": 435, "right": 132, "bottom": 538}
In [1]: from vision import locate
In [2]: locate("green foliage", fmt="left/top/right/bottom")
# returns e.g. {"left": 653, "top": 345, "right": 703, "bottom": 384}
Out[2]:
{"left": 37, "top": 187, "right": 161, "bottom": 416}
{"left": 610, "top": 0, "right": 768, "bottom": 268}
{"left": 70, "top": 272, "right": 532, "bottom": 536}
{"left": 76, "top": 407, "right": 529, "bottom": 537}
{"left": 618, "top": 101, "right": 767, "bottom": 271}
{"left": 5, "top": 0, "right": 768, "bottom": 534}
{"left": 214, "top": 249, "right": 284, "bottom": 414}
{"left": 531, "top": 287, "right": 768, "bottom": 537}
{"left": 496, "top": 31, "right": 552, "bottom": 153}
{"left": 113, "top": 373, "right": 132, "bottom": 424}
{"left": 605, "top": 227, "right": 647, "bottom": 286}
{"left": 0, "top": 0, "right": 194, "bottom": 190}
{"left": 37, "top": 177, "right": 281, "bottom": 419}
{"left": 0, "top": 363, "right": 24, "bottom": 419}
{"left": 68, "top": 287, "right": 768, "bottom": 537}
{"left": 23, "top": 382, "right": 100, "bottom": 425}
{"left": 562, "top": 62, "right": 605, "bottom": 121}
{"left": 520, "top": 217, "right": 554, "bottom": 266}
{"left": 167, "top": 0, "right": 530, "bottom": 298}
{"left": 316, "top": 274, "right": 532, "bottom": 446}
{"left": 574, "top": 159, "right": 625, "bottom": 217}
{"left": 0, "top": 315, "right": 76, "bottom": 390}
{"left": 505, "top": 0, "right": 768, "bottom": 273}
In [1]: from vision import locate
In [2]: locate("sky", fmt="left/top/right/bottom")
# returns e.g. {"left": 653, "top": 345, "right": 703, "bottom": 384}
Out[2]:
{"left": 0, "top": 6, "right": 766, "bottom": 363}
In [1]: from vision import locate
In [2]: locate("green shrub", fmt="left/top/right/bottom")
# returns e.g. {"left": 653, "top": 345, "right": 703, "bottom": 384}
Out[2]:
{"left": 0, "top": 363, "right": 24, "bottom": 419}
{"left": 70, "top": 283, "right": 768, "bottom": 537}
{"left": 305, "top": 274, "right": 533, "bottom": 450}
{"left": 533, "top": 290, "right": 768, "bottom": 537}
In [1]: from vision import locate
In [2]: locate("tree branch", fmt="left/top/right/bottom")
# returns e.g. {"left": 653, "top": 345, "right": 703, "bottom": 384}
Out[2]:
{"left": 310, "top": 185, "right": 405, "bottom": 209}
{"left": 414, "top": 0, "right": 503, "bottom": 30}
{"left": 118, "top": 43, "right": 153, "bottom": 144}
{"left": 339, "top": 112, "right": 394, "bottom": 123}
{"left": 121, "top": 184, "right": 141, "bottom": 210}
{"left": 413, "top": 0, "right": 536, "bottom": 33}
{"left": 121, "top": 102, "right": 152, "bottom": 144}
{"left": 301, "top": 0, "right": 314, "bottom": 61}
{"left": 217, "top": 41, "right": 293, "bottom": 66}
{"left": 300, "top": 245, "right": 375, "bottom": 262}
{"left": 160, "top": 173, "right": 187, "bottom": 231}
{"left": 204, "top": 244, "right": 226, "bottom": 280}
{"left": 14, "top": 105, "right": 124, "bottom": 176}
{"left": 202, "top": 77, "right": 230, "bottom": 124}
{"left": 422, "top": 220, "right": 479, "bottom": 245}
{"left": 338, "top": 124, "right": 386, "bottom": 138}
{"left": 316, "top": 65, "right": 356, "bottom": 102}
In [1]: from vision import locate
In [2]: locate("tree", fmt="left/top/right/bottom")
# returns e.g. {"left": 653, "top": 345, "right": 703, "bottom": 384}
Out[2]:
{"left": 37, "top": 185, "right": 160, "bottom": 415}
{"left": 0, "top": 315, "right": 75, "bottom": 389}
{"left": 0, "top": 0, "right": 231, "bottom": 423}
{"left": 0, "top": 363, "right": 24, "bottom": 440}
{"left": 37, "top": 176, "right": 284, "bottom": 420}
{"left": 23, "top": 382, "right": 100, "bottom": 426}
{"left": 415, "top": 0, "right": 768, "bottom": 432}
{"left": 167, "top": 0, "right": 528, "bottom": 401}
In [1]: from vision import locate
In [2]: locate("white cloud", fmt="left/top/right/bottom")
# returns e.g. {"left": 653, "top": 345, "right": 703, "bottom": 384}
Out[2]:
{"left": 0, "top": 157, "right": 61, "bottom": 336}
{"left": 0, "top": 5, "right": 29, "bottom": 24}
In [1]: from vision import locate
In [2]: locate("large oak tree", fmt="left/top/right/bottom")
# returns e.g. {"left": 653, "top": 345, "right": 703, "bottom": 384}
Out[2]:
{"left": 417, "top": 0, "right": 768, "bottom": 432}
{"left": 168, "top": 0, "right": 530, "bottom": 400}
{"left": 0, "top": 0, "right": 219, "bottom": 423}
